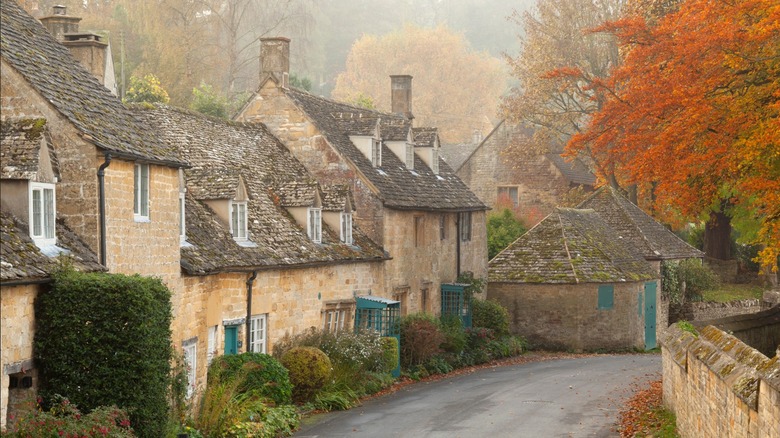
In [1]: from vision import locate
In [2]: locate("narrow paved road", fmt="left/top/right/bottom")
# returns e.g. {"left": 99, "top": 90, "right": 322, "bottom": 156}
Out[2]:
{"left": 294, "top": 354, "right": 660, "bottom": 438}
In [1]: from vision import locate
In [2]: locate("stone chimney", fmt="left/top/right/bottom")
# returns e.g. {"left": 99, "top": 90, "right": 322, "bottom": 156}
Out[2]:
{"left": 260, "top": 37, "right": 290, "bottom": 88}
{"left": 39, "top": 6, "right": 116, "bottom": 95}
{"left": 390, "top": 75, "right": 413, "bottom": 120}
{"left": 472, "top": 129, "right": 483, "bottom": 144}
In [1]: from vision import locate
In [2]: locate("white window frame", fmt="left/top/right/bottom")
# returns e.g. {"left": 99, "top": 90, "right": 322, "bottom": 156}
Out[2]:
{"left": 134, "top": 163, "right": 150, "bottom": 220}
{"left": 29, "top": 182, "right": 56, "bottom": 246}
{"left": 308, "top": 207, "right": 322, "bottom": 243}
{"left": 405, "top": 143, "right": 414, "bottom": 169}
{"left": 230, "top": 201, "right": 248, "bottom": 241}
{"left": 182, "top": 339, "right": 197, "bottom": 399}
{"left": 459, "top": 211, "right": 472, "bottom": 242}
{"left": 207, "top": 326, "right": 217, "bottom": 365}
{"left": 321, "top": 301, "right": 354, "bottom": 333}
{"left": 340, "top": 212, "right": 353, "bottom": 245}
{"left": 431, "top": 148, "right": 439, "bottom": 174}
{"left": 249, "top": 314, "right": 267, "bottom": 354}
{"left": 497, "top": 186, "right": 519, "bottom": 208}
{"left": 372, "top": 139, "right": 382, "bottom": 167}
{"left": 179, "top": 191, "right": 186, "bottom": 243}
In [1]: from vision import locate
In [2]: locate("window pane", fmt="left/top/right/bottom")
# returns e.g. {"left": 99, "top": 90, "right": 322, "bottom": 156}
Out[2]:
{"left": 140, "top": 165, "right": 149, "bottom": 216}
{"left": 43, "top": 188, "right": 55, "bottom": 239}
{"left": 179, "top": 195, "right": 185, "bottom": 237}
{"left": 134, "top": 165, "right": 139, "bottom": 215}
{"left": 32, "top": 189, "right": 42, "bottom": 236}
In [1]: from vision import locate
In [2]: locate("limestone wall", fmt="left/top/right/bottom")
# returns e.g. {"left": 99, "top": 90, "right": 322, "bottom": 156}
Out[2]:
{"left": 670, "top": 299, "right": 763, "bottom": 323}
{"left": 661, "top": 324, "right": 780, "bottom": 438}
{"left": 0, "top": 284, "right": 40, "bottom": 430}
{"left": 693, "top": 305, "right": 780, "bottom": 358}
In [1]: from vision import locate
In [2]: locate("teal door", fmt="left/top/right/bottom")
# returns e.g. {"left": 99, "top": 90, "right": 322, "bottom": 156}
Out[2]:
{"left": 644, "top": 282, "right": 657, "bottom": 350}
{"left": 224, "top": 326, "right": 238, "bottom": 355}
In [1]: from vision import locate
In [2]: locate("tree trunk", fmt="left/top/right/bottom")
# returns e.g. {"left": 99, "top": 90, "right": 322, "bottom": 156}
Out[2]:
{"left": 704, "top": 207, "right": 731, "bottom": 260}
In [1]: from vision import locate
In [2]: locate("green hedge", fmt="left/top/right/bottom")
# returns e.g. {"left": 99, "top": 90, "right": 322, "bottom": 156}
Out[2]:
{"left": 207, "top": 353, "right": 292, "bottom": 405}
{"left": 35, "top": 269, "right": 173, "bottom": 438}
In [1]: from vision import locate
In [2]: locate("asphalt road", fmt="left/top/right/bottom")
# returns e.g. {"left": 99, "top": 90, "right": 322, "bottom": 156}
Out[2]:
{"left": 294, "top": 354, "right": 661, "bottom": 438}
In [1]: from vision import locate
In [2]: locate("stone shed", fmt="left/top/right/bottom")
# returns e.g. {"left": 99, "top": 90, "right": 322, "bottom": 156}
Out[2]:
{"left": 487, "top": 208, "right": 659, "bottom": 351}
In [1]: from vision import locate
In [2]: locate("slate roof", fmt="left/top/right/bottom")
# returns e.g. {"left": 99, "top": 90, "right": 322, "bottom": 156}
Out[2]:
{"left": 133, "top": 105, "right": 387, "bottom": 275}
{"left": 545, "top": 153, "right": 596, "bottom": 186}
{"left": 439, "top": 142, "right": 479, "bottom": 171}
{"left": 283, "top": 87, "right": 487, "bottom": 212}
{"left": 0, "top": 1, "right": 185, "bottom": 167}
{"left": 1, "top": 210, "right": 104, "bottom": 283}
{"left": 412, "top": 127, "right": 438, "bottom": 147}
{"left": 322, "top": 185, "right": 354, "bottom": 212}
{"left": 1, "top": 118, "right": 59, "bottom": 180}
{"left": 577, "top": 187, "right": 704, "bottom": 260}
{"left": 489, "top": 208, "right": 656, "bottom": 284}
{"left": 277, "top": 181, "right": 320, "bottom": 207}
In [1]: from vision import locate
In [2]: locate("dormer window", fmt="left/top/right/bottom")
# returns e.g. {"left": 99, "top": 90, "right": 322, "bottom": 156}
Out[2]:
{"left": 308, "top": 207, "right": 322, "bottom": 243}
{"left": 340, "top": 212, "right": 353, "bottom": 245}
{"left": 431, "top": 148, "right": 439, "bottom": 174}
{"left": 231, "top": 201, "right": 248, "bottom": 240}
{"left": 134, "top": 163, "right": 150, "bottom": 220}
{"left": 372, "top": 139, "right": 382, "bottom": 167}
{"left": 30, "top": 182, "right": 56, "bottom": 246}
{"left": 405, "top": 143, "right": 414, "bottom": 169}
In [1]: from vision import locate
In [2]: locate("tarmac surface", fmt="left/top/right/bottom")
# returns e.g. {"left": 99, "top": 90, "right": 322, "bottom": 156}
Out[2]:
{"left": 294, "top": 354, "right": 661, "bottom": 438}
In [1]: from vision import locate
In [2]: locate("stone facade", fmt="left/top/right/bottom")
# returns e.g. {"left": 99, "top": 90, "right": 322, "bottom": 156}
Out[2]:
{"left": 661, "top": 323, "right": 780, "bottom": 438}
{"left": 488, "top": 282, "right": 651, "bottom": 351}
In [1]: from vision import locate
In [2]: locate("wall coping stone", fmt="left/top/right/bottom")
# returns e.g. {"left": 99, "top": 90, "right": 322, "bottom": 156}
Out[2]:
{"left": 693, "top": 304, "right": 780, "bottom": 332}
{"left": 660, "top": 324, "right": 697, "bottom": 370}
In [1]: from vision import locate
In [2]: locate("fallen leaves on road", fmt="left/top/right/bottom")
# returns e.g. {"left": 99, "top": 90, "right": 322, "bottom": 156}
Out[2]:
{"left": 619, "top": 379, "right": 677, "bottom": 437}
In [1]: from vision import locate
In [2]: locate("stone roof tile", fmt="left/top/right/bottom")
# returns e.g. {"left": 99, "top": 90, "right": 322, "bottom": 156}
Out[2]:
{"left": 0, "top": 118, "right": 59, "bottom": 180}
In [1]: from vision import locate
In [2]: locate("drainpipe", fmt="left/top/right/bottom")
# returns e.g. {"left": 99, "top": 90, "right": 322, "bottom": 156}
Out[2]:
{"left": 245, "top": 271, "right": 258, "bottom": 352}
{"left": 456, "top": 212, "right": 461, "bottom": 278}
{"left": 97, "top": 153, "right": 112, "bottom": 266}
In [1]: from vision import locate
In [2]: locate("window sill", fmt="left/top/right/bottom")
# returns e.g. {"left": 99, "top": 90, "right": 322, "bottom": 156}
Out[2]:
{"left": 134, "top": 216, "right": 151, "bottom": 223}
{"left": 236, "top": 240, "right": 257, "bottom": 248}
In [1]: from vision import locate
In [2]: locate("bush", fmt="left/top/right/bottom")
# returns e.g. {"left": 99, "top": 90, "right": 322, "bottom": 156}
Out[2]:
{"left": 380, "top": 336, "right": 400, "bottom": 373}
{"left": 472, "top": 299, "right": 510, "bottom": 336}
{"left": 280, "top": 347, "right": 332, "bottom": 402}
{"left": 35, "top": 269, "right": 173, "bottom": 438}
{"left": 487, "top": 208, "right": 527, "bottom": 260}
{"left": 274, "top": 328, "right": 390, "bottom": 374}
{"left": 399, "top": 313, "right": 445, "bottom": 368}
{"left": 6, "top": 396, "right": 135, "bottom": 437}
{"left": 207, "top": 353, "right": 292, "bottom": 405}
{"left": 190, "top": 82, "right": 228, "bottom": 118}
{"left": 663, "top": 259, "right": 719, "bottom": 303}
{"left": 439, "top": 315, "right": 467, "bottom": 354}
{"left": 123, "top": 73, "right": 169, "bottom": 104}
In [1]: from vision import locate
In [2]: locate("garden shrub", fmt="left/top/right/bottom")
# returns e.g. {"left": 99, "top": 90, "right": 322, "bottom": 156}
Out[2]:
{"left": 380, "top": 336, "right": 399, "bottom": 373}
{"left": 35, "top": 269, "right": 173, "bottom": 438}
{"left": 662, "top": 259, "right": 719, "bottom": 303}
{"left": 274, "top": 328, "right": 388, "bottom": 374}
{"left": 472, "top": 299, "right": 510, "bottom": 336}
{"left": 207, "top": 353, "right": 292, "bottom": 405}
{"left": 6, "top": 396, "right": 135, "bottom": 437}
{"left": 399, "top": 313, "right": 445, "bottom": 368}
{"left": 439, "top": 315, "right": 467, "bottom": 354}
{"left": 280, "top": 347, "right": 332, "bottom": 402}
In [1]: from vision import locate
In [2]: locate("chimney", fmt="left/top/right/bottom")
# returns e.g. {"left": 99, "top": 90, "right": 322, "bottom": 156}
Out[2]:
{"left": 472, "top": 129, "right": 483, "bottom": 144}
{"left": 390, "top": 75, "right": 413, "bottom": 120}
{"left": 39, "top": 6, "right": 117, "bottom": 95}
{"left": 39, "top": 5, "right": 81, "bottom": 41}
{"left": 260, "top": 37, "right": 290, "bottom": 88}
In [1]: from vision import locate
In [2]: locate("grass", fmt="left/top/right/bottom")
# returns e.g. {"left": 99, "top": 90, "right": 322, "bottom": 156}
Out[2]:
{"left": 701, "top": 283, "right": 765, "bottom": 303}
{"left": 636, "top": 407, "right": 679, "bottom": 438}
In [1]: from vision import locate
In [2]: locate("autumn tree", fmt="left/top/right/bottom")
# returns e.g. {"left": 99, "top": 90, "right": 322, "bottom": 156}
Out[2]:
{"left": 501, "top": 0, "right": 624, "bottom": 176}
{"left": 567, "top": 0, "right": 780, "bottom": 269}
{"left": 331, "top": 25, "right": 508, "bottom": 143}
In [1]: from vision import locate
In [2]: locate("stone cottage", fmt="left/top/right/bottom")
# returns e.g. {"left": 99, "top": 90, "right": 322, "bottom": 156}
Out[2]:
{"left": 1, "top": 1, "right": 187, "bottom": 425}
{"left": 235, "top": 38, "right": 489, "bottom": 315}
{"left": 441, "top": 120, "right": 595, "bottom": 221}
{"left": 135, "top": 104, "right": 389, "bottom": 396}
{"left": 487, "top": 208, "right": 659, "bottom": 351}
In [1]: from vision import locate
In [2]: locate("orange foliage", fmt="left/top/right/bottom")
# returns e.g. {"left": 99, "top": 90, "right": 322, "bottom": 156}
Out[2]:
{"left": 567, "top": 0, "right": 780, "bottom": 269}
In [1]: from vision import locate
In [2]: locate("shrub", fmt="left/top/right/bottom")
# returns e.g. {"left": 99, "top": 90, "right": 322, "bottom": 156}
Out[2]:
{"left": 274, "top": 328, "right": 389, "bottom": 374}
{"left": 190, "top": 82, "right": 228, "bottom": 118}
{"left": 399, "top": 313, "right": 445, "bottom": 368}
{"left": 439, "top": 315, "right": 467, "bottom": 354}
{"left": 207, "top": 353, "right": 292, "bottom": 405}
{"left": 35, "top": 269, "right": 173, "bottom": 438}
{"left": 487, "top": 208, "right": 527, "bottom": 259}
{"left": 7, "top": 396, "right": 135, "bottom": 437}
{"left": 280, "top": 347, "right": 332, "bottom": 402}
{"left": 380, "top": 336, "right": 400, "bottom": 373}
{"left": 663, "top": 259, "right": 719, "bottom": 303}
{"left": 472, "top": 299, "right": 510, "bottom": 336}
{"left": 123, "top": 73, "right": 169, "bottom": 104}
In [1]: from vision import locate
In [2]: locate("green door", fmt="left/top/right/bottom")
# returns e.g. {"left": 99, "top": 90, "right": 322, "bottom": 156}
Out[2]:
{"left": 644, "top": 282, "right": 657, "bottom": 350}
{"left": 224, "top": 326, "right": 238, "bottom": 355}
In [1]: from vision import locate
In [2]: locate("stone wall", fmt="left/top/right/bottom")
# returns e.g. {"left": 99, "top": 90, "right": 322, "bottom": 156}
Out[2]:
{"left": 487, "top": 281, "right": 648, "bottom": 351}
{"left": 670, "top": 299, "right": 762, "bottom": 324}
{"left": 0, "top": 284, "right": 40, "bottom": 430}
{"left": 661, "top": 323, "right": 780, "bottom": 438}
{"left": 693, "top": 305, "right": 780, "bottom": 358}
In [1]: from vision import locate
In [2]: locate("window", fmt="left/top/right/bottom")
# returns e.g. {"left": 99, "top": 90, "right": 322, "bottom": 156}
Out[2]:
{"left": 421, "top": 288, "right": 429, "bottom": 313}
{"left": 29, "top": 182, "right": 55, "bottom": 245}
{"left": 249, "top": 315, "right": 267, "bottom": 353}
{"left": 182, "top": 338, "right": 197, "bottom": 398}
{"left": 459, "top": 211, "right": 472, "bottom": 242}
{"left": 414, "top": 216, "right": 424, "bottom": 247}
{"left": 207, "top": 326, "right": 217, "bottom": 365}
{"left": 179, "top": 192, "right": 186, "bottom": 243}
{"left": 431, "top": 149, "right": 439, "bottom": 174}
{"left": 230, "top": 201, "right": 247, "bottom": 240}
{"left": 322, "top": 301, "right": 354, "bottom": 333}
{"left": 372, "top": 139, "right": 382, "bottom": 167}
{"left": 405, "top": 143, "right": 414, "bottom": 169}
{"left": 497, "top": 186, "right": 519, "bottom": 207}
{"left": 308, "top": 207, "right": 322, "bottom": 243}
{"left": 393, "top": 287, "right": 410, "bottom": 316}
{"left": 133, "top": 163, "right": 149, "bottom": 219}
{"left": 340, "top": 212, "right": 353, "bottom": 245}
{"left": 439, "top": 214, "right": 446, "bottom": 240}
{"left": 598, "top": 285, "right": 614, "bottom": 310}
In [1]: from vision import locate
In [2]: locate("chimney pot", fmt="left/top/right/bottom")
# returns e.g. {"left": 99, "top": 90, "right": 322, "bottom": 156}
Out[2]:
{"left": 53, "top": 5, "right": 67, "bottom": 15}
{"left": 390, "top": 75, "right": 413, "bottom": 120}
{"left": 260, "top": 37, "right": 290, "bottom": 88}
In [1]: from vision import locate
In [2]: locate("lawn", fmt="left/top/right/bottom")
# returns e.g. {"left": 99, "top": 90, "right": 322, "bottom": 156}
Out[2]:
{"left": 701, "top": 283, "right": 766, "bottom": 303}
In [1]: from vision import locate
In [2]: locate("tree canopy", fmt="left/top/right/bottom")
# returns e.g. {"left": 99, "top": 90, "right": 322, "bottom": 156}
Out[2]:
{"left": 331, "top": 24, "right": 508, "bottom": 143}
{"left": 566, "top": 0, "right": 780, "bottom": 269}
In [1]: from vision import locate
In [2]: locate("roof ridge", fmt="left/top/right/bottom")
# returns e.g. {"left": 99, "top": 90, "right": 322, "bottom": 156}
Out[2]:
{"left": 557, "top": 210, "right": 580, "bottom": 284}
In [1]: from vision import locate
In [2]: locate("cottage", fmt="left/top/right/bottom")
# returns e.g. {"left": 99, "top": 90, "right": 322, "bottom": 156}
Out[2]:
{"left": 236, "top": 38, "right": 489, "bottom": 315}
{"left": 134, "top": 104, "right": 388, "bottom": 397}
{"left": 441, "top": 120, "right": 595, "bottom": 220}
{"left": 488, "top": 208, "right": 659, "bottom": 351}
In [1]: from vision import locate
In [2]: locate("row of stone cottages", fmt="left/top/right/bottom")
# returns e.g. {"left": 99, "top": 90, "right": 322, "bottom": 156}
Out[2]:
{"left": 0, "top": 2, "right": 487, "bottom": 427}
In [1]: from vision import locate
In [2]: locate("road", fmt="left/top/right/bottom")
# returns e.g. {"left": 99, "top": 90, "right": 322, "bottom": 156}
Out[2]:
{"left": 294, "top": 354, "right": 661, "bottom": 438}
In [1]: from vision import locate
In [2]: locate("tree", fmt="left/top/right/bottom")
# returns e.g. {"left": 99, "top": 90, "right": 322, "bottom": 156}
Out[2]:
{"left": 123, "top": 73, "right": 170, "bottom": 104}
{"left": 190, "top": 82, "right": 228, "bottom": 118}
{"left": 567, "top": 0, "right": 780, "bottom": 270}
{"left": 501, "top": 0, "right": 624, "bottom": 177}
{"left": 331, "top": 24, "right": 508, "bottom": 143}
{"left": 487, "top": 208, "right": 527, "bottom": 260}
